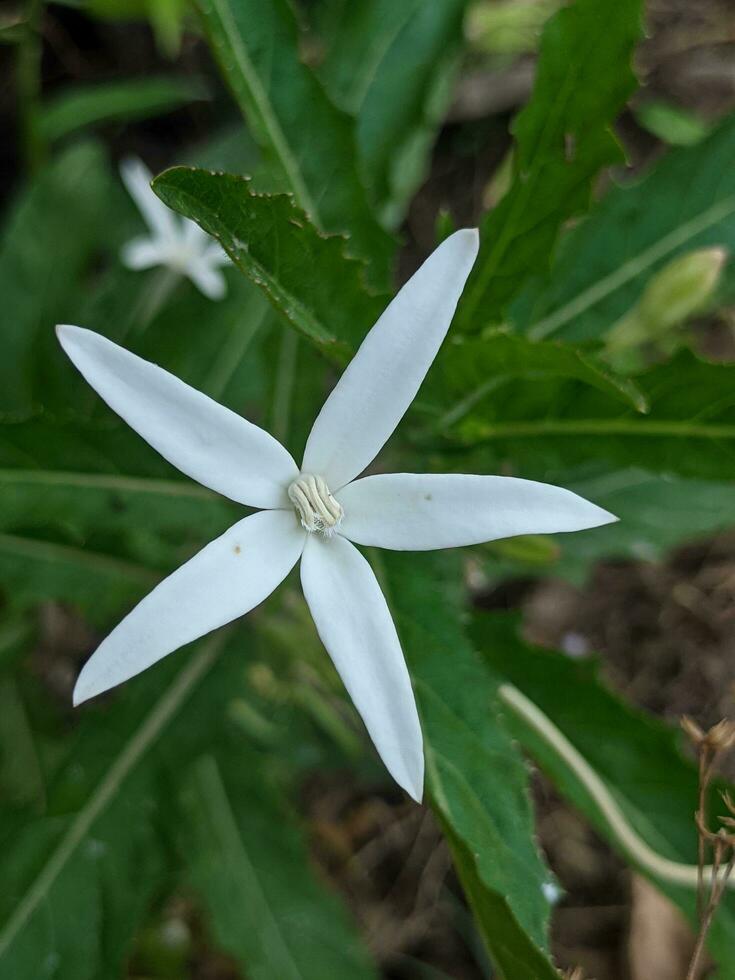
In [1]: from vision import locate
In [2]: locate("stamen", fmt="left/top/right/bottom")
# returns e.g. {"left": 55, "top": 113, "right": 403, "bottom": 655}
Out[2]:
{"left": 288, "top": 474, "right": 344, "bottom": 534}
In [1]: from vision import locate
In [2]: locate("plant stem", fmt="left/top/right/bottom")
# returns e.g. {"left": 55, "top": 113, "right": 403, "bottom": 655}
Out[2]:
{"left": 271, "top": 327, "right": 298, "bottom": 445}
{"left": 17, "top": 0, "right": 45, "bottom": 175}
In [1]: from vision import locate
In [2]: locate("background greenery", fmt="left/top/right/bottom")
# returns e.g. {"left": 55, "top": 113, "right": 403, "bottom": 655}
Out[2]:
{"left": 1, "top": 0, "right": 735, "bottom": 977}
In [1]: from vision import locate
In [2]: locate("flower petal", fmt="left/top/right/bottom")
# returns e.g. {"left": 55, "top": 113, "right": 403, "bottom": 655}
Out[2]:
{"left": 337, "top": 473, "right": 617, "bottom": 550}
{"left": 204, "top": 240, "right": 231, "bottom": 267}
{"left": 300, "top": 533, "right": 424, "bottom": 801}
{"left": 57, "top": 325, "right": 298, "bottom": 508}
{"left": 74, "top": 510, "right": 305, "bottom": 704}
{"left": 186, "top": 260, "right": 228, "bottom": 301}
{"left": 301, "top": 229, "right": 479, "bottom": 490}
{"left": 120, "top": 236, "right": 163, "bottom": 271}
{"left": 121, "top": 157, "right": 178, "bottom": 242}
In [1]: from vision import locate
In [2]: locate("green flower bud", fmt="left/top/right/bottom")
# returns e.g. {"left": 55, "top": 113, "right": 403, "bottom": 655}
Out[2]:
{"left": 637, "top": 247, "right": 727, "bottom": 331}
{"left": 485, "top": 534, "right": 560, "bottom": 566}
{"left": 605, "top": 247, "right": 727, "bottom": 367}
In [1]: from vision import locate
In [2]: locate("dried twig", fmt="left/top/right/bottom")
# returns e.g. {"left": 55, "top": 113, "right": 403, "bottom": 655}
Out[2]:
{"left": 682, "top": 717, "right": 735, "bottom": 980}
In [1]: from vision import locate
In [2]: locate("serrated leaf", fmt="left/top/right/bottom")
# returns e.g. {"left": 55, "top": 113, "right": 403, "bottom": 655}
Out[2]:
{"left": 424, "top": 331, "right": 647, "bottom": 431}
{"left": 476, "top": 615, "right": 735, "bottom": 973}
{"left": 195, "top": 0, "right": 394, "bottom": 287}
{"left": 319, "top": 0, "right": 469, "bottom": 227}
{"left": 514, "top": 115, "right": 735, "bottom": 341}
{"left": 179, "top": 752, "right": 377, "bottom": 979}
{"left": 457, "top": 0, "right": 642, "bottom": 331}
{"left": 38, "top": 76, "right": 209, "bottom": 143}
{"left": 153, "top": 166, "right": 387, "bottom": 359}
{"left": 381, "top": 551, "right": 559, "bottom": 979}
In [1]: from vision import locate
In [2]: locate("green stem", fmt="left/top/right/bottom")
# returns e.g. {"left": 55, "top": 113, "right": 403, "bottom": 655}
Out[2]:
{"left": 271, "top": 328, "right": 298, "bottom": 445}
{"left": 17, "top": 0, "right": 45, "bottom": 175}
{"left": 205, "top": 300, "right": 269, "bottom": 400}
{"left": 133, "top": 267, "right": 180, "bottom": 333}
{"left": 499, "top": 684, "right": 735, "bottom": 889}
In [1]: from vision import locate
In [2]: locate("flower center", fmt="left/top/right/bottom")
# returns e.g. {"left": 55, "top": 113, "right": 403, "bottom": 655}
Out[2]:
{"left": 288, "top": 474, "right": 343, "bottom": 534}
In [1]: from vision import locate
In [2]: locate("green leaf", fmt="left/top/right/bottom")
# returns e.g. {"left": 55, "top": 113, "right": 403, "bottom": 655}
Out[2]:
{"left": 179, "top": 752, "right": 377, "bottom": 979}
{"left": 515, "top": 115, "right": 735, "bottom": 341}
{"left": 555, "top": 468, "right": 735, "bottom": 580}
{"left": 433, "top": 345, "right": 735, "bottom": 483}
{"left": 456, "top": 0, "right": 642, "bottom": 331}
{"left": 476, "top": 614, "right": 735, "bottom": 973}
{"left": 195, "top": 0, "right": 395, "bottom": 287}
{"left": 382, "top": 552, "right": 559, "bottom": 979}
{"left": 0, "top": 531, "right": 156, "bottom": 624}
{"left": 0, "top": 625, "right": 376, "bottom": 980}
{"left": 0, "top": 142, "right": 112, "bottom": 416}
{"left": 38, "top": 76, "right": 209, "bottom": 143}
{"left": 0, "top": 416, "right": 238, "bottom": 622}
{"left": 153, "top": 166, "right": 387, "bottom": 359}
{"left": 424, "top": 331, "right": 647, "bottom": 432}
{"left": 319, "top": 0, "right": 469, "bottom": 227}
{"left": 87, "top": 0, "right": 188, "bottom": 57}
{"left": 0, "top": 635, "right": 227, "bottom": 979}
{"left": 634, "top": 100, "right": 711, "bottom": 147}
{"left": 479, "top": 466, "right": 735, "bottom": 583}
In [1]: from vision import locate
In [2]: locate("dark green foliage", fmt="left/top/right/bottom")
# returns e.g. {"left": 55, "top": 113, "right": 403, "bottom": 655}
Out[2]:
{"left": 456, "top": 0, "right": 643, "bottom": 331}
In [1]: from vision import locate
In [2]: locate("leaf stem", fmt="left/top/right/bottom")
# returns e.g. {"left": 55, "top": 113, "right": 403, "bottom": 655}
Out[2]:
{"left": 16, "top": 0, "right": 45, "bottom": 175}
{"left": 271, "top": 327, "right": 298, "bottom": 445}
{"left": 498, "top": 683, "right": 735, "bottom": 889}
{"left": 205, "top": 298, "right": 269, "bottom": 400}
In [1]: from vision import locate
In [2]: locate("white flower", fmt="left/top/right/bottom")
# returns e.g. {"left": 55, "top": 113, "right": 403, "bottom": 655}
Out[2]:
{"left": 120, "top": 158, "right": 229, "bottom": 301}
{"left": 57, "top": 230, "right": 615, "bottom": 801}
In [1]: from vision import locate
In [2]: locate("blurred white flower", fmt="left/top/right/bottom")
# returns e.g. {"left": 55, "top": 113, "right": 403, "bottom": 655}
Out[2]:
{"left": 561, "top": 631, "right": 590, "bottom": 658}
{"left": 120, "top": 158, "right": 229, "bottom": 300}
{"left": 57, "top": 229, "right": 616, "bottom": 801}
{"left": 542, "top": 881, "right": 562, "bottom": 905}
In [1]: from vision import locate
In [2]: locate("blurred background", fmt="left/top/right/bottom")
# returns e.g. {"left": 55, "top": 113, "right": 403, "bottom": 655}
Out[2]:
{"left": 2, "top": 1, "right": 735, "bottom": 978}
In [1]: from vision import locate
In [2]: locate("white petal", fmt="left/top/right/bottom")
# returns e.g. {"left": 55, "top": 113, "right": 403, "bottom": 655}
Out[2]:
{"left": 337, "top": 473, "right": 617, "bottom": 550}
{"left": 186, "top": 260, "right": 228, "bottom": 301}
{"left": 74, "top": 510, "right": 305, "bottom": 704}
{"left": 181, "top": 216, "right": 210, "bottom": 248}
{"left": 204, "top": 241, "right": 231, "bottom": 267}
{"left": 301, "top": 229, "right": 479, "bottom": 490}
{"left": 301, "top": 533, "right": 424, "bottom": 800}
{"left": 120, "top": 236, "right": 164, "bottom": 271}
{"left": 121, "top": 157, "right": 178, "bottom": 242}
{"left": 57, "top": 325, "right": 298, "bottom": 508}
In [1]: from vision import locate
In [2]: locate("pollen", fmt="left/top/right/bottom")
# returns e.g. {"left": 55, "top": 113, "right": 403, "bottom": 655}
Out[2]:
{"left": 288, "top": 474, "right": 343, "bottom": 535}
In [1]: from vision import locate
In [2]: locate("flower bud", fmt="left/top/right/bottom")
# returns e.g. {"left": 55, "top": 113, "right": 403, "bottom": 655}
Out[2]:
{"left": 637, "top": 247, "right": 727, "bottom": 332}
{"left": 604, "top": 247, "right": 727, "bottom": 368}
{"left": 485, "top": 533, "right": 560, "bottom": 566}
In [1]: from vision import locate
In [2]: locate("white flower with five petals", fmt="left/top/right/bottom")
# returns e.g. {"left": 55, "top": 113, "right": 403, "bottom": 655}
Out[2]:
{"left": 120, "top": 158, "right": 230, "bottom": 301}
{"left": 57, "top": 229, "right": 615, "bottom": 801}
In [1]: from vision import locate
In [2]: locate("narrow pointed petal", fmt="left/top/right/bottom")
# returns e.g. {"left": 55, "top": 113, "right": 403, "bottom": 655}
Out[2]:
{"left": 204, "top": 241, "right": 231, "bottom": 267}
{"left": 74, "top": 511, "right": 305, "bottom": 704}
{"left": 337, "top": 473, "right": 617, "bottom": 550}
{"left": 121, "top": 236, "right": 163, "bottom": 271}
{"left": 302, "top": 229, "right": 479, "bottom": 490}
{"left": 57, "top": 325, "right": 298, "bottom": 508}
{"left": 301, "top": 534, "right": 424, "bottom": 800}
{"left": 186, "top": 260, "right": 228, "bottom": 301}
{"left": 182, "top": 216, "right": 210, "bottom": 248}
{"left": 121, "top": 157, "right": 178, "bottom": 242}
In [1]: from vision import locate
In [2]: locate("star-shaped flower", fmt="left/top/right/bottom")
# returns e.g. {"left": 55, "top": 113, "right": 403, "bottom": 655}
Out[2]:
{"left": 57, "top": 230, "right": 615, "bottom": 801}
{"left": 120, "top": 158, "right": 230, "bottom": 301}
